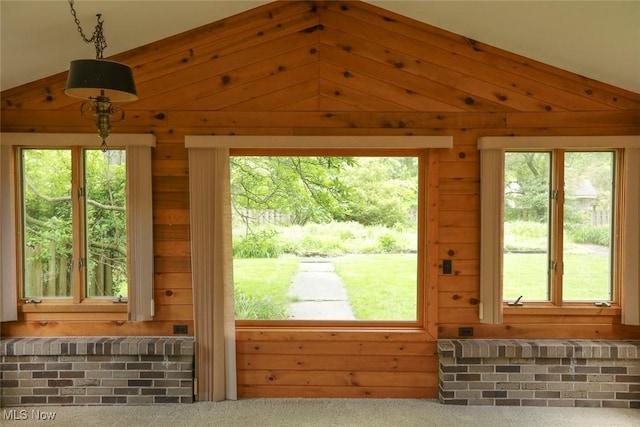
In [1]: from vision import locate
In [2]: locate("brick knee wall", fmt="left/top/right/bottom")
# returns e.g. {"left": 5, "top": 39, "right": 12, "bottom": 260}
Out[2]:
{"left": 438, "top": 339, "right": 640, "bottom": 408}
{"left": 0, "top": 337, "right": 194, "bottom": 406}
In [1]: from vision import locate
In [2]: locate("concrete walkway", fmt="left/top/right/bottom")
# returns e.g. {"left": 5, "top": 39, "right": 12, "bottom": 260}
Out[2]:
{"left": 287, "top": 258, "right": 356, "bottom": 320}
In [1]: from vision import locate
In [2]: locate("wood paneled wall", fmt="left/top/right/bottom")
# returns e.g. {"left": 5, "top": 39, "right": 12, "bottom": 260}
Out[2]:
{"left": 2, "top": 1, "right": 639, "bottom": 398}
{"left": 236, "top": 330, "right": 438, "bottom": 398}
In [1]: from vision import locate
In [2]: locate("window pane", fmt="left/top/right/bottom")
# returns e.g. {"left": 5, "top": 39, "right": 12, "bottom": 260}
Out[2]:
{"left": 503, "top": 152, "right": 551, "bottom": 301}
{"left": 85, "top": 149, "right": 127, "bottom": 298}
{"left": 231, "top": 156, "right": 418, "bottom": 321}
{"left": 21, "top": 149, "right": 73, "bottom": 298}
{"left": 563, "top": 152, "right": 614, "bottom": 301}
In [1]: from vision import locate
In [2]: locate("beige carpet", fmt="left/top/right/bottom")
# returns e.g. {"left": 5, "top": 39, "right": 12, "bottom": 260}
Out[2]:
{"left": 2, "top": 399, "right": 639, "bottom": 427}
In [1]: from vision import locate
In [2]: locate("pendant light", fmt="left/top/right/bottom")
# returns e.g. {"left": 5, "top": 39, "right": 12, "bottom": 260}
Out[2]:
{"left": 64, "top": 0, "right": 137, "bottom": 151}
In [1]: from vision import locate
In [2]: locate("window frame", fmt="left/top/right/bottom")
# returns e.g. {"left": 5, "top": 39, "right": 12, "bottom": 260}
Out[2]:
{"left": 230, "top": 148, "right": 426, "bottom": 327}
{"left": 17, "top": 146, "right": 129, "bottom": 305}
{"left": 0, "top": 133, "right": 155, "bottom": 321}
{"left": 186, "top": 135, "right": 452, "bottom": 335}
{"left": 502, "top": 148, "right": 619, "bottom": 306}
{"left": 478, "top": 136, "right": 640, "bottom": 325}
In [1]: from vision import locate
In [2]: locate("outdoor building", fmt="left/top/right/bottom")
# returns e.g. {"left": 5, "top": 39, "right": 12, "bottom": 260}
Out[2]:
{"left": 1, "top": 0, "right": 639, "bottom": 411}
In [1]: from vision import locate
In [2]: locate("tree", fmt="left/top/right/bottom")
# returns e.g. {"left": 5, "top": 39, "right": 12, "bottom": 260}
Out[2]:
{"left": 504, "top": 152, "right": 551, "bottom": 222}
{"left": 84, "top": 150, "right": 127, "bottom": 297}
{"left": 230, "top": 156, "right": 419, "bottom": 231}
{"left": 339, "top": 157, "right": 418, "bottom": 227}
{"left": 21, "top": 148, "right": 127, "bottom": 298}
{"left": 230, "top": 156, "right": 355, "bottom": 231}
{"left": 504, "top": 151, "right": 614, "bottom": 226}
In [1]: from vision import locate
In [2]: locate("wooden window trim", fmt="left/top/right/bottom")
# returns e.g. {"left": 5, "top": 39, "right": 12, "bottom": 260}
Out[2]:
{"left": 186, "top": 135, "right": 453, "bottom": 150}
{"left": 478, "top": 135, "right": 640, "bottom": 325}
{"left": 15, "top": 147, "right": 123, "bottom": 307}
{"left": 19, "top": 303, "right": 128, "bottom": 313}
{"left": 503, "top": 149, "right": 619, "bottom": 307}
{"left": 507, "top": 149, "right": 620, "bottom": 308}
{"left": 503, "top": 305, "right": 621, "bottom": 316}
{"left": 1, "top": 133, "right": 155, "bottom": 321}
{"left": 231, "top": 148, "right": 427, "bottom": 329}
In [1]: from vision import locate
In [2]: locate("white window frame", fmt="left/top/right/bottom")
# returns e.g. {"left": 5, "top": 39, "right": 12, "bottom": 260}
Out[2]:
{"left": 0, "top": 133, "right": 156, "bottom": 322}
{"left": 478, "top": 136, "right": 640, "bottom": 325}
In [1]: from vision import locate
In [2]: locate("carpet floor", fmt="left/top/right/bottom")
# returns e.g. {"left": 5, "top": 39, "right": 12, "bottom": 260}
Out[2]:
{"left": 2, "top": 399, "right": 639, "bottom": 427}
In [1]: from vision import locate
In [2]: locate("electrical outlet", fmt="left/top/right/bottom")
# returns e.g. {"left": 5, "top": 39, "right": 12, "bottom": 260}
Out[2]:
{"left": 458, "top": 327, "right": 474, "bottom": 337}
{"left": 173, "top": 325, "right": 188, "bottom": 334}
{"left": 443, "top": 259, "right": 452, "bottom": 274}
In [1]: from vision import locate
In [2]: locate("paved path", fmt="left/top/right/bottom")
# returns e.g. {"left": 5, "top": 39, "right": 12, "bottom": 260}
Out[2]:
{"left": 287, "top": 258, "right": 356, "bottom": 320}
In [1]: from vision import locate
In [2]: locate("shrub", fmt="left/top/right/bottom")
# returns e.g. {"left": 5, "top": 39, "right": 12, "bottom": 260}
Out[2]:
{"left": 234, "top": 222, "right": 417, "bottom": 258}
{"left": 298, "top": 232, "right": 345, "bottom": 257}
{"left": 233, "top": 230, "right": 281, "bottom": 258}
{"left": 377, "top": 233, "right": 399, "bottom": 253}
{"left": 567, "top": 224, "right": 610, "bottom": 246}
{"left": 504, "top": 221, "right": 549, "bottom": 253}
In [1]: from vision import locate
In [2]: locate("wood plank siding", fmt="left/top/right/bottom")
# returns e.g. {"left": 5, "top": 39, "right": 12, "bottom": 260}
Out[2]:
{"left": 2, "top": 1, "right": 639, "bottom": 399}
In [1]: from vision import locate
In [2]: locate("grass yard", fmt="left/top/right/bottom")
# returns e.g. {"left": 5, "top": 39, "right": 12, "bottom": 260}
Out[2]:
{"left": 334, "top": 254, "right": 417, "bottom": 321}
{"left": 233, "top": 257, "right": 299, "bottom": 319}
{"left": 504, "top": 252, "right": 611, "bottom": 302}
{"left": 233, "top": 250, "right": 609, "bottom": 320}
{"left": 233, "top": 254, "right": 417, "bottom": 321}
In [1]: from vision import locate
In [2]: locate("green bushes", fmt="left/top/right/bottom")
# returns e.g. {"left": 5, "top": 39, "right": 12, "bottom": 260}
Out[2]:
{"left": 233, "top": 230, "right": 282, "bottom": 258}
{"left": 505, "top": 221, "right": 610, "bottom": 253}
{"left": 232, "top": 222, "right": 416, "bottom": 259}
{"left": 567, "top": 224, "right": 610, "bottom": 246}
{"left": 504, "top": 221, "right": 549, "bottom": 253}
{"left": 377, "top": 233, "right": 401, "bottom": 253}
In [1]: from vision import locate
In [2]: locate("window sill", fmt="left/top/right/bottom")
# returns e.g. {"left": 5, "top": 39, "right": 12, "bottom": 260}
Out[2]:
{"left": 19, "top": 302, "right": 128, "bottom": 313}
{"left": 503, "top": 304, "right": 621, "bottom": 316}
{"left": 235, "top": 320, "right": 427, "bottom": 332}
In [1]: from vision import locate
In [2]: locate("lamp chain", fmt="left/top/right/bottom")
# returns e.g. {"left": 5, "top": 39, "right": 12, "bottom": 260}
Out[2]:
{"left": 68, "top": 0, "right": 107, "bottom": 59}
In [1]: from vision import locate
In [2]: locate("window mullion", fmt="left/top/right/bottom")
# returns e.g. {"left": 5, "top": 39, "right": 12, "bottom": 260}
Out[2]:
{"left": 551, "top": 150, "right": 564, "bottom": 306}
{"left": 71, "top": 147, "right": 85, "bottom": 304}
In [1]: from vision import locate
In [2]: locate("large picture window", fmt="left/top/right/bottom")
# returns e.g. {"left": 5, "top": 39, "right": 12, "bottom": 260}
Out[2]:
{"left": 19, "top": 147, "right": 127, "bottom": 300}
{"left": 231, "top": 154, "right": 422, "bottom": 323}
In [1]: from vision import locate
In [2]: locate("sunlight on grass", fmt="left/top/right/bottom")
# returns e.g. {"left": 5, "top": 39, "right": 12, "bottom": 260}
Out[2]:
{"left": 334, "top": 254, "right": 417, "bottom": 320}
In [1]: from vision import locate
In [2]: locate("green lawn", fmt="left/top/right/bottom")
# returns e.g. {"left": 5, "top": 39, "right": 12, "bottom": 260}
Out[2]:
{"left": 504, "top": 252, "right": 611, "bottom": 301}
{"left": 334, "top": 254, "right": 417, "bottom": 320}
{"left": 233, "top": 257, "right": 299, "bottom": 319}
{"left": 233, "top": 251, "right": 609, "bottom": 320}
{"left": 233, "top": 254, "right": 417, "bottom": 321}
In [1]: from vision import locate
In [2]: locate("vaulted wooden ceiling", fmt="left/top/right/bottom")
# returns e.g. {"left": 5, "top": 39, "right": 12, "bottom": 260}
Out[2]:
{"left": 3, "top": 1, "right": 640, "bottom": 116}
